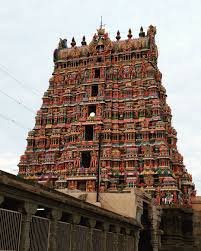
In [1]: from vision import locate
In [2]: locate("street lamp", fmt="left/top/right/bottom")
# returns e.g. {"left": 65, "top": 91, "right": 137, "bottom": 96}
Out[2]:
{"left": 89, "top": 112, "right": 96, "bottom": 118}
{"left": 89, "top": 111, "right": 102, "bottom": 202}
{"left": 96, "top": 129, "right": 103, "bottom": 202}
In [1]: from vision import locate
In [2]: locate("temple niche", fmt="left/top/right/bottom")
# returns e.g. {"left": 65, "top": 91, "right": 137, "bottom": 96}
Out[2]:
{"left": 18, "top": 25, "right": 195, "bottom": 207}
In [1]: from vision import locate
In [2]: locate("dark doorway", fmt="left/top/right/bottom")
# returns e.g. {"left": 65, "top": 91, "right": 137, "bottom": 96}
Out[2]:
{"left": 118, "top": 175, "right": 125, "bottom": 190}
{"left": 85, "top": 125, "right": 94, "bottom": 140}
{"left": 118, "top": 175, "right": 125, "bottom": 185}
{"left": 88, "top": 105, "right": 96, "bottom": 116}
{"left": 77, "top": 181, "right": 86, "bottom": 191}
{"left": 139, "top": 202, "right": 153, "bottom": 251}
{"left": 91, "top": 85, "right": 98, "bottom": 97}
{"left": 97, "top": 57, "right": 102, "bottom": 63}
{"left": 95, "top": 68, "right": 100, "bottom": 78}
{"left": 96, "top": 45, "right": 104, "bottom": 53}
{"left": 81, "top": 151, "right": 91, "bottom": 168}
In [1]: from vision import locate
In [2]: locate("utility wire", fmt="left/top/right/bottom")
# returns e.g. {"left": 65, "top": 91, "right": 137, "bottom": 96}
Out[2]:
{"left": 0, "top": 112, "right": 31, "bottom": 130}
{"left": 0, "top": 89, "right": 35, "bottom": 114}
{"left": 0, "top": 63, "right": 41, "bottom": 96}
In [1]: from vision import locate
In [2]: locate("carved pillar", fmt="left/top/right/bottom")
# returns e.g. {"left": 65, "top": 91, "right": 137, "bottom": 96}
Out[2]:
{"left": 149, "top": 204, "right": 161, "bottom": 251}
{"left": 103, "top": 222, "right": 109, "bottom": 251}
{"left": 136, "top": 206, "right": 143, "bottom": 224}
{"left": 135, "top": 201, "right": 143, "bottom": 251}
{"left": 48, "top": 209, "right": 62, "bottom": 251}
{"left": 19, "top": 202, "right": 38, "bottom": 251}
{"left": 114, "top": 225, "right": 121, "bottom": 250}
{"left": 69, "top": 214, "right": 81, "bottom": 251}
{"left": 134, "top": 230, "right": 140, "bottom": 251}
{"left": 0, "top": 195, "right": 4, "bottom": 205}
{"left": 125, "top": 228, "right": 131, "bottom": 251}
{"left": 86, "top": 218, "right": 96, "bottom": 251}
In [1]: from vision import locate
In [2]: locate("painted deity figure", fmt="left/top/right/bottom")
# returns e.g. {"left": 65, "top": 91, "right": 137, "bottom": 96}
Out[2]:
{"left": 118, "top": 65, "right": 124, "bottom": 80}
{"left": 113, "top": 68, "right": 118, "bottom": 80}
{"left": 96, "top": 105, "right": 102, "bottom": 116}
{"left": 130, "top": 65, "right": 136, "bottom": 79}
{"left": 123, "top": 66, "right": 130, "bottom": 79}
{"left": 141, "top": 61, "right": 147, "bottom": 78}
{"left": 74, "top": 152, "right": 80, "bottom": 169}
{"left": 68, "top": 180, "right": 77, "bottom": 190}
{"left": 58, "top": 38, "right": 67, "bottom": 49}
{"left": 173, "top": 191, "right": 178, "bottom": 204}
{"left": 164, "top": 192, "right": 173, "bottom": 205}
{"left": 119, "top": 161, "right": 125, "bottom": 173}
{"left": 106, "top": 66, "right": 113, "bottom": 80}
{"left": 82, "top": 106, "right": 87, "bottom": 118}
{"left": 78, "top": 126, "right": 84, "bottom": 140}
{"left": 90, "top": 151, "right": 97, "bottom": 168}
{"left": 156, "top": 194, "right": 161, "bottom": 205}
{"left": 87, "top": 180, "right": 95, "bottom": 192}
{"left": 178, "top": 191, "right": 183, "bottom": 205}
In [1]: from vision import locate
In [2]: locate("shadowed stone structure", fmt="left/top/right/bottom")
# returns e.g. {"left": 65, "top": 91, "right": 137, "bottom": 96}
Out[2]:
{"left": 0, "top": 170, "right": 141, "bottom": 251}
{"left": 1, "top": 171, "right": 201, "bottom": 250}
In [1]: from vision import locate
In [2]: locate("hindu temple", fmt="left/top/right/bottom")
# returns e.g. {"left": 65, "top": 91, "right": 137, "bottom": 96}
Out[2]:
{"left": 18, "top": 25, "right": 195, "bottom": 207}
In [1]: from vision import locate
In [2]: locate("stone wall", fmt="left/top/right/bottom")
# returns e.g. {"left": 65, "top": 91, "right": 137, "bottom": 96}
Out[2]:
{"left": 0, "top": 171, "right": 141, "bottom": 251}
{"left": 2, "top": 170, "right": 199, "bottom": 251}
{"left": 192, "top": 196, "right": 201, "bottom": 250}
{"left": 58, "top": 187, "right": 162, "bottom": 251}
{"left": 159, "top": 207, "right": 200, "bottom": 251}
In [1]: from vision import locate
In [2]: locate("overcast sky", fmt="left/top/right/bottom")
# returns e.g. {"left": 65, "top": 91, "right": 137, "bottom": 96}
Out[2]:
{"left": 0, "top": 0, "right": 201, "bottom": 194}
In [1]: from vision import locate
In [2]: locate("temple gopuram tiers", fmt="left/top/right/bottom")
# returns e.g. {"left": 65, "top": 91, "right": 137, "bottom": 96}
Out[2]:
{"left": 18, "top": 25, "right": 195, "bottom": 207}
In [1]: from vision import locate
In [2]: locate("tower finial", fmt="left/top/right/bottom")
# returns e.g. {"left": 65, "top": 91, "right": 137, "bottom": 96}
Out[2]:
{"left": 81, "top": 36, "right": 87, "bottom": 46}
{"left": 97, "top": 16, "right": 106, "bottom": 36}
{"left": 100, "top": 16, "right": 103, "bottom": 29}
{"left": 116, "top": 30, "right": 121, "bottom": 41}
{"left": 139, "top": 26, "right": 145, "bottom": 37}
{"left": 71, "top": 37, "right": 76, "bottom": 47}
{"left": 127, "top": 28, "right": 132, "bottom": 39}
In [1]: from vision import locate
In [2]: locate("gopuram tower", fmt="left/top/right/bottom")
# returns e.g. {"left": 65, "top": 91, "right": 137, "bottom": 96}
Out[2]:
{"left": 18, "top": 25, "right": 195, "bottom": 207}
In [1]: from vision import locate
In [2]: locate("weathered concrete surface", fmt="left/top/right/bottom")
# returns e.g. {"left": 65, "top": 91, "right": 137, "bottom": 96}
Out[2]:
{"left": 57, "top": 188, "right": 150, "bottom": 219}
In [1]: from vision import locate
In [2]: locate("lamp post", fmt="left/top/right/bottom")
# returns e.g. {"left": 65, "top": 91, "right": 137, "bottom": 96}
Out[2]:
{"left": 96, "top": 130, "right": 103, "bottom": 202}
{"left": 89, "top": 111, "right": 102, "bottom": 203}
